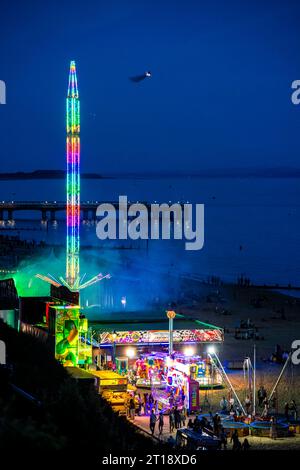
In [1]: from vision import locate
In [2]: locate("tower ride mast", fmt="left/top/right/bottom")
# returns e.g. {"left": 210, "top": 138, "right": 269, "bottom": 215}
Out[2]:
{"left": 66, "top": 60, "right": 80, "bottom": 289}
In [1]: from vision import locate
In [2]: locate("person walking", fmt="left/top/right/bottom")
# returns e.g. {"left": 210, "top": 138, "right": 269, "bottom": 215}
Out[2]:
{"left": 179, "top": 409, "right": 183, "bottom": 428}
{"left": 174, "top": 407, "right": 180, "bottom": 429}
{"left": 149, "top": 409, "right": 156, "bottom": 436}
{"left": 217, "top": 414, "right": 222, "bottom": 436}
{"left": 158, "top": 411, "right": 164, "bottom": 436}
{"left": 284, "top": 402, "right": 290, "bottom": 421}
{"left": 270, "top": 416, "right": 277, "bottom": 440}
{"left": 242, "top": 438, "right": 250, "bottom": 450}
{"left": 187, "top": 418, "right": 193, "bottom": 429}
{"left": 213, "top": 413, "right": 219, "bottom": 435}
{"left": 129, "top": 396, "right": 136, "bottom": 421}
{"left": 219, "top": 426, "right": 227, "bottom": 450}
{"left": 181, "top": 407, "right": 187, "bottom": 427}
{"left": 290, "top": 400, "right": 298, "bottom": 420}
{"left": 149, "top": 392, "right": 154, "bottom": 413}
{"left": 169, "top": 408, "right": 175, "bottom": 433}
{"left": 231, "top": 429, "right": 241, "bottom": 451}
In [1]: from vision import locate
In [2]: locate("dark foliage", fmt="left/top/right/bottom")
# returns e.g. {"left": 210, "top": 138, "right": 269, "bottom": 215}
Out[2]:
{"left": 0, "top": 321, "right": 164, "bottom": 456}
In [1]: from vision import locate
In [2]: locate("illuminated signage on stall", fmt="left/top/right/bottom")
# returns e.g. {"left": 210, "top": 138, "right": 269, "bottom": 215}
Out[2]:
{"left": 99, "top": 329, "right": 223, "bottom": 345}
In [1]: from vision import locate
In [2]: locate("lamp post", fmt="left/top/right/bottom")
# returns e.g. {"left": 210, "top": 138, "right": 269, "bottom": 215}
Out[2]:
{"left": 166, "top": 310, "right": 176, "bottom": 356}
{"left": 112, "top": 331, "right": 117, "bottom": 367}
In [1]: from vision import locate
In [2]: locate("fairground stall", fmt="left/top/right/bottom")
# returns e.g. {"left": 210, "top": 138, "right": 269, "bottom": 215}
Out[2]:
{"left": 133, "top": 351, "right": 222, "bottom": 389}
{"left": 152, "top": 353, "right": 200, "bottom": 413}
{"left": 135, "top": 352, "right": 167, "bottom": 388}
{"left": 90, "top": 370, "right": 128, "bottom": 415}
{"left": 90, "top": 311, "right": 223, "bottom": 361}
{"left": 89, "top": 312, "right": 224, "bottom": 413}
{"left": 132, "top": 352, "right": 221, "bottom": 413}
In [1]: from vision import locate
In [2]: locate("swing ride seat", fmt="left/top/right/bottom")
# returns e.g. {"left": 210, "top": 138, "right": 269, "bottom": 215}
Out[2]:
{"left": 250, "top": 420, "right": 289, "bottom": 438}
{"left": 222, "top": 420, "right": 250, "bottom": 437}
{"left": 276, "top": 417, "right": 300, "bottom": 434}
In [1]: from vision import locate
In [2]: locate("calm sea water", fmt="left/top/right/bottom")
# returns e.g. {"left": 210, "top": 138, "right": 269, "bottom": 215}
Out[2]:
{"left": 1, "top": 177, "right": 299, "bottom": 286}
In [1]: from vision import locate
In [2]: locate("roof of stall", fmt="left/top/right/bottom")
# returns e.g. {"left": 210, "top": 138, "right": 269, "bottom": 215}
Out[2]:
{"left": 89, "top": 310, "right": 222, "bottom": 332}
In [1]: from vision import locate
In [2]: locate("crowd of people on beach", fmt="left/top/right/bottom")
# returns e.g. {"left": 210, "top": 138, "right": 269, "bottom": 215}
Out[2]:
{"left": 124, "top": 390, "right": 254, "bottom": 450}
{"left": 124, "top": 386, "right": 299, "bottom": 450}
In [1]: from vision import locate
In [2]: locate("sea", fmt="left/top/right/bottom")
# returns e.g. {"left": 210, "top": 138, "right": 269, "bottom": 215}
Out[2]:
{"left": 0, "top": 176, "right": 299, "bottom": 287}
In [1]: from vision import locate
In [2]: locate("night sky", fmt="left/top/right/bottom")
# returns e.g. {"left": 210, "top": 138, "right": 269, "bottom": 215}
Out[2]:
{"left": 0, "top": 0, "right": 300, "bottom": 173}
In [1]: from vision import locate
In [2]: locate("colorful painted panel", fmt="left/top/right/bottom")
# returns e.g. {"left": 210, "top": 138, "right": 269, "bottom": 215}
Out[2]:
{"left": 99, "top": 328, "right": 223, "bottom": 345}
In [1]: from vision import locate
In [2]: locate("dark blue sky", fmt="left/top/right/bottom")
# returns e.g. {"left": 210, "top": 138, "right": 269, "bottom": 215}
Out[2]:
{"left": 0, "top": 0, "right": 299, "bottom": 173}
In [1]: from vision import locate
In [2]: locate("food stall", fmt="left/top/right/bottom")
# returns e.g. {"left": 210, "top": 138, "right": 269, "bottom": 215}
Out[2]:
{"left": 91, "top": 370, "right": 128, "bottom": 414}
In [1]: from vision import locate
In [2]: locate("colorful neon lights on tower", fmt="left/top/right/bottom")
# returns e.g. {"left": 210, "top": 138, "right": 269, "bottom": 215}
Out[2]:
{"left": 66, "top": 60, "right": 80, "bottom": 289}
{"left": 36, "top": 61, "right": 110, "bottom": 292}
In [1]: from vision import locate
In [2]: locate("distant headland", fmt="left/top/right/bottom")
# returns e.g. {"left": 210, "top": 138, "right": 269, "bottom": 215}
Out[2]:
{"left": 0, "top": 167, "right": 300, "bottom": 180}
{"left": 0, "top": 170, "right": 104, "bottom": 180}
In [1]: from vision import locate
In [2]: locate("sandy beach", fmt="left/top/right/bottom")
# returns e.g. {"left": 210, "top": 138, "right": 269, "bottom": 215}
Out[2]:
{"left": 177, "top": 280, "right": 300, "bottom": 411}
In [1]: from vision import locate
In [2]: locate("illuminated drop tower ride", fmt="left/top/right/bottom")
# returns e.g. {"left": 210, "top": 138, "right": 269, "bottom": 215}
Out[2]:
{"left": 66, "top": 61, "right": 80, "bottom": 290}
{"left": 36, "top": 61, "right": 109, "bottom": 293}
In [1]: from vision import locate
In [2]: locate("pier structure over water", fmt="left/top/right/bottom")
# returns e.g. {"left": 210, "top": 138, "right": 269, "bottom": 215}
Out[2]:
{"left": 0, "top": 200, "right": 185, "bottom": 222}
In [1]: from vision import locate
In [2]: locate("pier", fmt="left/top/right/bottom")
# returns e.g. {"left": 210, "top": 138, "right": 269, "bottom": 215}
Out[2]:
{"left": 0, "top": 200, "right": 185, "bottom": 222}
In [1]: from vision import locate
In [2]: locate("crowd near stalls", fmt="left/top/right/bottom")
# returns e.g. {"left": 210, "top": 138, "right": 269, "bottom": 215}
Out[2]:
{"left": 112, "top": 348, "right": 300, "bottom": 447}
{"left": 113, "top": 351, "right": 223, "bottom": 414}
